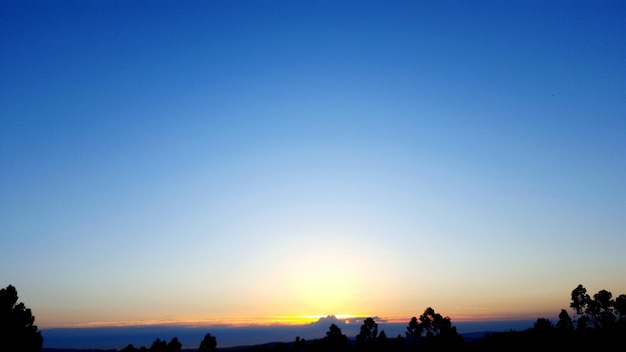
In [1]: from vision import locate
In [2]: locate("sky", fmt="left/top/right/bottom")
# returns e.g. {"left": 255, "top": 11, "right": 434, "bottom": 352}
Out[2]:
{"left": 1, "top": 0, "right": 625, "bottom": 342}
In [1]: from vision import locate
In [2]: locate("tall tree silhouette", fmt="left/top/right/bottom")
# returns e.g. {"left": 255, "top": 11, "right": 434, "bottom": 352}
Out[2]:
{"left": 405, "top": 316, "right": 422, "bottom": 344}
{"left": 570, "top": 284, "right": 590, "bottom": 315}
{"left": 0, "top": 284, "right": 43, "bottom": 352}
{"left": 356, "top": 317, "right": 378, "bottom": 346}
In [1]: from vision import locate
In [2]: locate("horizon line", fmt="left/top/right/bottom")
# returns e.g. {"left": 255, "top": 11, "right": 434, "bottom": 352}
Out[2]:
{"left": 39, "top": 312, "right": 557, "bottom": 330}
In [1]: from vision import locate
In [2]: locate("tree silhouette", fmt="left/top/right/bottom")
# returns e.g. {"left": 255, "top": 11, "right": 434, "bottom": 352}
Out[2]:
{"left": 533, "top": 318, "right": 553, "bottom": 331}
{"left": 556, "top": 309, "right": 573, "bottom": 330}
{"left": 570, "top": 284, "right": 590, "bottom": 315}
{"left": 146, "top": 337, "right": 180, "bottom": 352}
{"left": 403, "top": 307, "right": 462, "bottom": 348}
{"left": 376, "top": 330, "right": 388, "bottom": 349}
{"left": 198, "top": 333, "right": 217, "bottom": 352}
{"left": 150, "top": 338, "right": 167, "bottom": 352}
{"left": 356, "top": 317, "right": 378, "bottom": 347}
{"left": 570, "top": 284, "right": 619, "bottom": 329}
{"left": 167, "top": 337, "right": 182, "bottom": 352}
{"left": 293, "top": 336, "right": 307, "bottom": 351}
{"left": 119, "top": 344, "right": 137, "bottom": 352}
{"left": 0, "top": 284, "right": 43, "bottom": 352}
{"left": 576, "top": 315, "right": 589, "bottom": 331}
{"left": 405, "top": 316, "right": 422, "bottom": 344}
{"left": 418, "top": 307, "right": 457, "bottom": 338}
{"left": 615, "top": 294, "right": 626, "bottom": 322}
{"left": 418, "top": 307, "right": 439, "bottom": 338}
{"left": 323, "top": 323, "right": 348, "bottom": 351}
{"left": 591, "top": 289, "right": 616, "bottom": 328}
{"left": 392, "top": 334, "right": 405, "bottom": 350}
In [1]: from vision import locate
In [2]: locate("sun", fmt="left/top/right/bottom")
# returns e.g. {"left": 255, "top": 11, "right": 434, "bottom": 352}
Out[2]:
{"left": 274, "top": 242, "right": 368, "bottom": 316}
{"left": 249, "top": 234, "right": 392, "bottom": 325}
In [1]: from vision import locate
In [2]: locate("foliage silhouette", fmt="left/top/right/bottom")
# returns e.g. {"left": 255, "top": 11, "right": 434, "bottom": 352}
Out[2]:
{"left": 470, "top": 284, "right": 626, "bottom": 352}
{"left": 615, "top": 293, "right": 626, "bottom": 320}
{"left": 199, "top": 332, "right": 217, "bottom": 352}
{"left": 0, "top": 284, "right": 43, "bottom": 352}
{"left": 355, "top": 317, "right": 378, "bottom": 348}
{"left": 167, "top": 337, "right": 182, "bottom": 352}
{"left": 392, "top": 334, "right": 405, "bottom": 350}
{"left": 375, "top": 330, "right": 388, "bottom": 350}
{"left": 403, "top": 307, "right": 463, "bottom": 349}
{"left": 119, "top": 344, "right": 138, "bottom": 352}
{"left": 111, "top": 337, "right": 182, "bottom": 352}
{"left": 569, "top": 284, "right": 624, "bottom": 329}
{"left": 556, "top": 309, "right": 573, "bottom": 330}
{"left": 533, "top": 317, "right": 553, "bottom": 331}
{"left": 149, "top": 337, "right": 166, "bottom": 351}
{"left": 323, "top": 323, "right": 348, "bottom": 351}
{"left": 404, "top": 316, "right": 422, "bottom": 345}
{"left": 292, "top": 336, "right": 307, "bottom": 351}
{"left": 147, "top": 337, "right": 181, "bottom": 352}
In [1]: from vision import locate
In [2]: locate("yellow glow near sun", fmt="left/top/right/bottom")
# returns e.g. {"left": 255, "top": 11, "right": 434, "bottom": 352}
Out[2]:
{"left": 225, "top": 235, "right": 394, "bottom": 326}
{"left": 277, "top": 242, "right": 367, "bottom": 315}
{"left": 221, "top": 234, "right": 392, "bottom": 326}
{"left": 267, "top": 314, "right": 359, "bottom": 325}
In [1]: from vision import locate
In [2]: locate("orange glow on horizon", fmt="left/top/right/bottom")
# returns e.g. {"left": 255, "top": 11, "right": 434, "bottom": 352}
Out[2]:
{"left": 44, "top": 314, "right": 370, "bottom": 329}
{"left": 42, "top": 309, "right": 557, "bottom": 330}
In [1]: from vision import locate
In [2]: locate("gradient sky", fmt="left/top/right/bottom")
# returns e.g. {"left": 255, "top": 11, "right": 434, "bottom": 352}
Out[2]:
{"left": 1, "top": 0, "right": 625, "bottom": 330}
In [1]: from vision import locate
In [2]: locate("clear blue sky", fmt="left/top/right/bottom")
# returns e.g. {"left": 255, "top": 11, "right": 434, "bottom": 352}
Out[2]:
{"left": 1, "top": 0, "right": 625, "bottom": 329}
